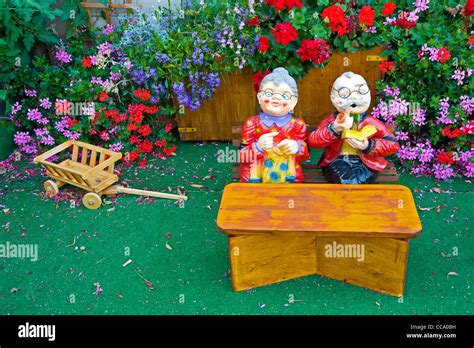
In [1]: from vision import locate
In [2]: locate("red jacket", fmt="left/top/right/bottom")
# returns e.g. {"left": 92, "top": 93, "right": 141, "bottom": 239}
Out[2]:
{"left": 308, "top": 113, "right": 400, "bottom": 172}
{"left": 239, "top": 115, "right": 309, "bottom": 182}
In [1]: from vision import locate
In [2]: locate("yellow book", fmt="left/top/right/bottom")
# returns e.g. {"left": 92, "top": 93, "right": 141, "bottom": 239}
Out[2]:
{"left": 342, "top": 125, "right": 377, "bottom": 140}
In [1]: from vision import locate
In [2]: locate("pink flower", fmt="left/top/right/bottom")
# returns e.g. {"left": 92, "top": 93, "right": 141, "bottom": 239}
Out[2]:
{"left": 103, "top": 24, "right": 115, "bottom": 35}
{"left": 24, "top": 89, "right": 37, "bottom": 97}
{"left": 40, "top": 98, "right": 52, "bottom": 109}
{"left": 55, "top": 50, "right": 72, "bottom": 64}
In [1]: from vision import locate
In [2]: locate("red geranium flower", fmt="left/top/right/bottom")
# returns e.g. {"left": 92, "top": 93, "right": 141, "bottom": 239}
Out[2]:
{"left": 139, "top": 159, "right": 147, "bottom": 167}
{"left": 296, "top": 39, "right": 331, "bottom": 65}
{"left": 138, "top": 124, "right": 151, "bottom": 137}
{"left": 381, "top": 2, "right": 396, "bottom": 16}
{"left": 67, "top": 118, "right": 78, "bottom": 128}
{"left": 99, "top": 92, "right": 109, "bottom": 102}
{"left": 134, "top": 89, "right": 151, "bottom": 101}
{"left": 165, "top": 123, "right": 173, "bottom": 133}
{"left": 270, "top": 22, "right": 298, "bottom": 45}
{"left": 154, "top": 139, "right": 167, "bottom": 148}
{"left": 163, "top": 145, "right": 177, "bottom": 157}
{"left": 248, "top": 16, "right": 260, "bottom": 27}
{"left": 469, "top": 34, "right": 474, "bottom": 46}
{"left": 252, "top": 70, "right": 271, "bottom": 92}
{"left": 321, "top": 5, "right": 348, "bottom": 36}
{"left": 258, "top": 36, "right": 269, "bottom": 52}
{"left": 436, "top": 151, "right": 454, "bottom": 165}
{"left": 464, "top": 0, "right": 474, "bottom": 16}
{"left": 394, "top": 12, "right": 417, "bottom": 29}
{"left": 138, "top": 140, "right": 153, "bottom": 153}
{"left": 82, "top": 56, "right": 92, "bottom": 68}
{"left": 265, "top": 0, "right": 302, "bottom": 11}
{"left": 128, "top": 151, "right": 140, "bottom": 161}
{"left": 437, "top": 47, "right": 451, "bottom": 63}
{"left": 358, "top": 5, "right": 375, "bottom": 26}
{"left": 379, "top": 61, "right": 395, "bottom": 73}
{"left": 129, "top": 135, "right": 141, "bottom": 145}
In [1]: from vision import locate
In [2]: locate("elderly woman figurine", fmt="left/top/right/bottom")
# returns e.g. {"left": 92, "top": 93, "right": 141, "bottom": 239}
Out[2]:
{"left": 308, "top": 71, "right": 399, "bottom": 184}
{"left": 239, "top": 67, "right": 309, "bottom": 183}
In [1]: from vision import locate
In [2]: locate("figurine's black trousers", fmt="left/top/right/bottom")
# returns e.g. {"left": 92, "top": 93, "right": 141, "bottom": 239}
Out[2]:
{"left": 322, "top": 155, "right": 378, "bottom": 184}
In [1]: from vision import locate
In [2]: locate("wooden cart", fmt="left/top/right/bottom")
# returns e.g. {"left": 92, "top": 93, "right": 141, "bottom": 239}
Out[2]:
{"left": 34, "top": 140, "right": 186, "bottom": 209}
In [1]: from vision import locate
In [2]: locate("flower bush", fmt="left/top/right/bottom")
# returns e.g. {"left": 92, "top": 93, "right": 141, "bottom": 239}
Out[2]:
{"left": 372, "top": 0, "right": 473, "bottom": 179}
{"left": 3, "top": 0, "right": 473, "bottom": 180}
{"left": 116, "top": 2, "right": 255, "bottom": 111}
{"left": 9, "top": 26, "right": 176, "bottom": 166}
{"left": 247, "top": 0, "right": 393, "bottom": 79}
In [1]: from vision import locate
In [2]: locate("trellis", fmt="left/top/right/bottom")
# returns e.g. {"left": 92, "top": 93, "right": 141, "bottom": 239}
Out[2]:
{"left": 80, "top": 0, "right": 141, "bottom": 27}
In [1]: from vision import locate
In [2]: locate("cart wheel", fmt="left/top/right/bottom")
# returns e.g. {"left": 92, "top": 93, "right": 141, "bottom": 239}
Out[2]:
{"left": 82, "top": 193, "right": 102, "bottom": 210}
{"left": 44, "top": 180, "right": 59, "bottom": 197}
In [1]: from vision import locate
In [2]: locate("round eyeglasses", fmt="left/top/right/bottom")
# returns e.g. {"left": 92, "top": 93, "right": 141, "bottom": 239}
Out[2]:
{"left": 259, "top": 89, "right": 297, "bottom": 101}
{"left": 332, "top": 85, "right": 370, "bottom": 99}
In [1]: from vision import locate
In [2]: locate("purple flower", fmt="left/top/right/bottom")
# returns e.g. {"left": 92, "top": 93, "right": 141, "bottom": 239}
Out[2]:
{"left": 14, "top": 131, "right": 32, "bottom": 145}
{"left": 10, "top": 102, "right": 22, "bottom": 115}
{"left": 413, "top": 0, "right": 430, "bottom": 13}
{"left": 25, "top": 89, "right": 37, "bottom": 97}
{"left": 411, "top": 108, "right": 426, "bottom": 126}
{"left": 460, "top": 95, "right": 474, "bottom": 115}
{"left": 103, "top": 24, "right": 115, "bottom": 35}
{"left": 55, "top": 50, "right": 72, "bottom": 64}
{"left": 109, "top": 142, "right": 124, "bottom": 152}
{"left": 34, "top": 128, "right": 55, "bottom": 146}
{"left": 98, "top": 42, "right": 113, "bottom": 56}
{"left": 432, "top": 163, "right": 454, "bottom": 180}
{"left": 110, "top": 72, "right": 122, "bottom": 81}
{"left": 91, "top": 76, "right": 104, "bottom": 86}
{"left": 364, "top": 26, "right": 377, "bottom": 34}
{"left": 451, "top": 69, "right": 465, "bottom": 85}
{"left": 436, "top": 97, "right": 453, "bottom": 124}
{"left": 395, "top": 131, "right": 410, "bottom": 141}
{"left": 40, "top": 98, "right": 52, "bottom": 109}
{"left": 27, "top": 108, "right": 42, "bottom": 122}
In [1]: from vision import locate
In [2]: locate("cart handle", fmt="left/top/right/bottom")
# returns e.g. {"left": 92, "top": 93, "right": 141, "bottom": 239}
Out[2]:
{"left": 81, "top": 153, "right": 122, "bottom": 180}
{"left": 33, "top": 140, "right": 73, "bottom": 164}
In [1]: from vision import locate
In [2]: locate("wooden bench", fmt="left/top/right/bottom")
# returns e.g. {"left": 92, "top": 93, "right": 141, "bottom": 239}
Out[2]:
{"left": 217, "top": 183, "right": 422, "bottom": 297}
{"left": 231, "top": 125, "right": 400, "bottom": 183}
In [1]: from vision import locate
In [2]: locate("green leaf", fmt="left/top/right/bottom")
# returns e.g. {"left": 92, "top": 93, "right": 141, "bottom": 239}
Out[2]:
{"left": 23, "top": 33, "right": 34, "bottom": 51}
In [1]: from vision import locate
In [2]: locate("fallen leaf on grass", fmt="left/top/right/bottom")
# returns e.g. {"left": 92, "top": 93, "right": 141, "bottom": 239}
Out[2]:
{"left": 165, "top": 242, "right": 173, "bottom": 250}
{"left": 10, "top": 288, "right": 19, "bottom": 293}
{"left": 190, "top": 184, "right": 203, "bottom": 188}
{"left": 107, "top": 207, "right": 115, "bottom": 212}
{"left": 446, "top": 272, "right": 459, "bottom": 279}
{"left": 418, "top": 206, "right": 435, "bottom": 211}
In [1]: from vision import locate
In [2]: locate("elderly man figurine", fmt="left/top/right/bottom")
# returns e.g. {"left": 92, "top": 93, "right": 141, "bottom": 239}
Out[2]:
{"left": 239, "top": 67, "right": 309, "bottom": 183}
{"left": 308, "top": 71, "right": 399, "bottom": 184}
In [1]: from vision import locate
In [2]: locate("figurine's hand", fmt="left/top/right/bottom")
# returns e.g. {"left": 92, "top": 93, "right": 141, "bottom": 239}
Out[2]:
{"left": 333, "top": 110, "right": 353, "bottom": 133}
{"left": 345, "top": 138, "right": 369, "bottom": 150}
{"left": 277, "top": 139, "right": 298, "bottom": 155}
{"left": 256, "top": 132, "right": 279, "bottom": 152}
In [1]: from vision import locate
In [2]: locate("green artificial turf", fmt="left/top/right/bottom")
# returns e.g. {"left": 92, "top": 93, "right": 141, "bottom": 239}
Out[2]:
{"left": 0, "top": 140, "right": 472, "bottom": 315}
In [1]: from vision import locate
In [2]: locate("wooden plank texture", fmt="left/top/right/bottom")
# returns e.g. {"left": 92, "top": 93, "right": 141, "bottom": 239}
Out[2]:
{"left": 315, "top": 237, "right": 409, "bottom": 297}
{"left": 229, "top": 234, "right": 317, "bottom": 291}
{"left": 217, "top": 184, "right": 421, "bottom": 238}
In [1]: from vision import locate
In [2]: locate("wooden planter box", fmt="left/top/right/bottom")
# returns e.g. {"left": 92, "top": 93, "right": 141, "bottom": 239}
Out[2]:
{"left": 176, "top": 46, "right": 386, "bottom": 141}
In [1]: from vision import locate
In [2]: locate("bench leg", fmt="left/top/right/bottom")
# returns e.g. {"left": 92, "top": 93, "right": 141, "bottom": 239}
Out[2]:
{"left": 228, "top": 234, "right": 317, "bottom": 291}
{"left": 315, "top": 237, "right": 409, "bottom": 297}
